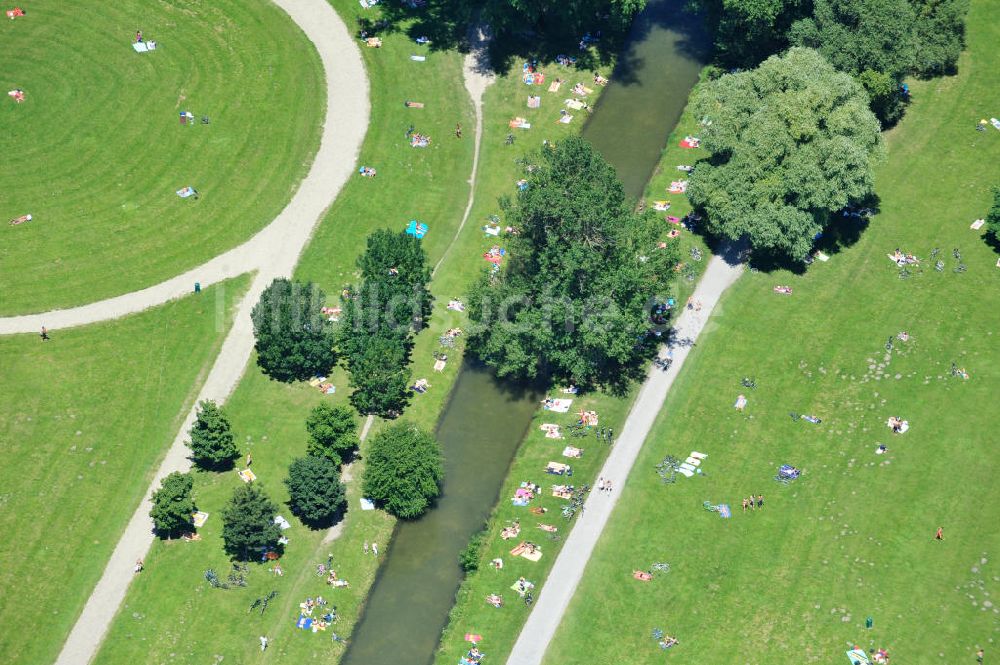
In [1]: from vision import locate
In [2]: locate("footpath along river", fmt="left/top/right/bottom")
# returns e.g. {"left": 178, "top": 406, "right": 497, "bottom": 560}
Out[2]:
{"left": 341, "top": 2, "right": 709, "bottom": 662}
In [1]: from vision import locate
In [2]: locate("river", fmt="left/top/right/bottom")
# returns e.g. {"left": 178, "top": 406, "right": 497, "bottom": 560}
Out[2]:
{"left": 340, "top": 2, "right": 708, "bottom": 663}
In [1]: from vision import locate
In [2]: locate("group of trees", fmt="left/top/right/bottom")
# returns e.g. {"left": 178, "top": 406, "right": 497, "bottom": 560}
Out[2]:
{"left": 338, "top": 230, "right": 433, "bottom": 417}
{"left": 466, "top": 137, "right": 679, "bottom": 391}
{"left": 697, "top": 0, "right": 967, "bottom": 77}
{"left": 284, "top": 403, "right": 356, "bottom": 526}
{"left": 688, "top": 48, "right": 884, "bottom": 260}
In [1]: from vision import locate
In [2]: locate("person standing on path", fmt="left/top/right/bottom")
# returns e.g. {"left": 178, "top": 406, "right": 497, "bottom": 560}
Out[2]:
{"left": 935, "top": 527, "right": 944, "bottom": 540}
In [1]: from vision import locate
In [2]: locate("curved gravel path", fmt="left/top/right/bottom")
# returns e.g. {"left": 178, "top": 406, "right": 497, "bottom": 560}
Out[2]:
{"left": 51, "top": 2, "right": 368, "bottom": 663}
{"left": 0, "top": 1, "right": 365, "bottom": 334}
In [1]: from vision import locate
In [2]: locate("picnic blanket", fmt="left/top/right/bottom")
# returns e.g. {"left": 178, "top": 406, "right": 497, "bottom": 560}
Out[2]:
{"left": 547, "top": 80, "right": 562, "bottom": 92}
{"left": 846, "top": 648, "right": 871, "bottom": 664}
{"left": 464, "top": 633, "right": 483, "bottom": 643}
{"left": 679, "top": 138, "right": 700, "bottom": 148}
{"left": 564, "top": 98, "right": 585, "bottom": 110}
{"left": 297, "top": 615, "right": 314, "bottom": 630}
{"left": 558, "top": 114, "right": 573, "bottom": 124}
{"left": 552, "top": 485, "right": 573, "bottom": 499}
{"left": 410, "top": 54, "right": 426, "bottom": 61}
{"left": 562, "top": 446, "right": 583, "bottom": 458}
{"left": 546, "top": 461, "right": 571, "bottom": 474}
{"left": 544, "top": 398, "right": 572, "bottom": 412}
{"left": 527, "top": 96, "right": 541, "bottom": 108}
{"left": 406, "top": 220, "right": 428, "bottom": 238}
{"left": 274, "top": 515, "right": 291, "bottom": 530}
{"left": 434, "top": 359, "right": 447, "bottom": 372}
{"left": 176, "top": 186, "right": 197, "bottom": 198}
{"left": 132, "top": 41, "right": 157, "bottom": 53}
{"left": 653, "top": 200, "right": 671, "bottom": 211}
{"left": 191, "top": 511, "right": 209, "bottom": 528}
{"left": 237, "top": 468, "right": 257, "bottom": 483}
{"left": 509, "top": 117, "right": 531, "bottom": 129}
{"left": 360, "top": 497, "right": 376, "bottom": 510}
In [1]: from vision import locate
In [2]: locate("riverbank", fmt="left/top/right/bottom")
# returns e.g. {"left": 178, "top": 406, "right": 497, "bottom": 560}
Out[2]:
{"left": 431, "top": 71, "right": 715, "bottom": 665}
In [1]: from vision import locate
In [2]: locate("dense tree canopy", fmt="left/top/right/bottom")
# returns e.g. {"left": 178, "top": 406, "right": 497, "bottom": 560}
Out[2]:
{"left": 150, "top": 472, "right": 195, "bottom": 537}
{"left": 693, "top": 0, "right": 810, "bottom": 68}
{"left": 338, "top": 230, "right": 429, "bottom": 417}
{"left": 220, "top": 483, "right": 282, "bottom": 560}
{"left": 910, "top": 0, "right": 968, "bottom": 77}
{"left": 484, "top": 0, "right": 645, "bottom": 39}
{"left": 362, "top": 423, "right": 444, "bottom": 519}
{"left": 285, "top": 456, "right": 347, "bottom": 526}
{"left": 466, "top": 137, "right": 678, "bottom": 390}
{"left": 305, "top": 403, "right": 359, "bottom": 465}
{"left": 789, "top": 0, "right": 917, "bottom": 77}
{"left": 251, "top": 278, "right": 336, "bottom": 383}
{"left": 688, "top": 48, "right": 883, "bottom": 260}
{"left": 186, "top": 400, "right": 238, "bottom": 469}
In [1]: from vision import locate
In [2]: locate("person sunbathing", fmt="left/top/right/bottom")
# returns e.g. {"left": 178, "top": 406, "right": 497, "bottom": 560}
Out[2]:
{"left": 632, "top": 570, "right": 653, "bottom": 581}
{"left": 660, "top": 636, "right": 679, "bottom": 648}
{"left": 485, "top": 594, "right": 503, "bottom": 608}
{"left": 773, "top": 285, "right": 792, "bottom": 294}
{"left": 537, "top": 523, "right": 557, "bottom": 532}
{"left": 9, "top": 213, "right": 32, "bottom": 225}
{"left": 594, "top": 73, "right": 609, "bottom": 85}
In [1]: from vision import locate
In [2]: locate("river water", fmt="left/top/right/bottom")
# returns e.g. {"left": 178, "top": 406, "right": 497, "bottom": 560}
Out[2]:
{"left": 582, "top": 0, "right": 709, "bottom": 201}
{"left": 340, "top": 2, "right": 708, "bottom": 663}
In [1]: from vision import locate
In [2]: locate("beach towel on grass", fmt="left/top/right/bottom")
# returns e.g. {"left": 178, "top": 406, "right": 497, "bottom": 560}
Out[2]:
{"left": 546, "top": 399, "right": 572, "bottom": 412}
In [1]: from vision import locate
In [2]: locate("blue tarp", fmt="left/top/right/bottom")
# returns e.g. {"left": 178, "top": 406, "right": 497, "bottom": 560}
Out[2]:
{"left": 406, "top": 220, "right": 428, "bottom": 239}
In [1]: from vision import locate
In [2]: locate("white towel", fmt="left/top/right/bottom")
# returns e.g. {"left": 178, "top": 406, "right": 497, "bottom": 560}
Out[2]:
{"left": 685, "top": 457, "right": 700, "bottom": 467}
{"left": 690, "top": 451, "right": 708, "bottom": 459}
{"left": 677, "top": 467, "right": 694, "bottom": 477}
{"left": 679, "top": 463, "right": 696, "bottom": 473}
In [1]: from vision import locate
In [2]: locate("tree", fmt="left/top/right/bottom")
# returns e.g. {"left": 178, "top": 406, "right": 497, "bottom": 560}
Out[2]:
{"left": 187, "top": 400, "right": 239, "bottom": 469}
{"left": 362, "top": 423, "right": 444, "bottom": 519}
{"left": 150, "top": 472, "right": 195, "bottom": 537}
{"left": 356, "top": 229, "right": 433, "bottom": 324}
{"left": 692, "top": 0, "right": 811, "bottom": 68}
{"left": 345, "top": 334, "right": 412, "bottom": 416}
{"left": 789, "top": 0, "right": 918, "bottom": 78}
{"left": 984, "top": 187, "right": 1000, "bottom": 250}
{"left": 251, "top": 278, "right": 336, "bottom": 382}
{"left": 305, "top": 404, "right": 359, "bottom": 465}
{"left": 220, "top": 483, "right": 282, "bottom": 560}
{"left": 688, "top": 48, "right": 883, "bottom": 260}
{"left": 483, "top": 0, "right": 646, "bottom": 41}
{"left": 466, "top": 137, "right": 679, "bottom": 390}
{"left": 910, "top": 0, "right": 968, "bottom": 77}
{"left": 285, "top": 456, "right": 347, "bottom": 526}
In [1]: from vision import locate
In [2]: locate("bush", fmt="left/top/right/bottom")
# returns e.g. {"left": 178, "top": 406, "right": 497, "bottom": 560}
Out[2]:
{"left": 187, "top": 400, "right": 238, "bottom": 469}
{"left": 459, "top": 530, "right": 487, "bottom": 572}
{"left": 305, "top": 403, "right": 359, "bottom": 465}
{"left": 362, "top": 423, "right": 444, "bottom": 519}
{"left": 285, "top": 456, "right": 347, "bottom": 527}
{"left": 220, "top": 483, "right": 282, "bottom": 560}
{"left": 251, "top": 278, "right": 336, "bottom": 382}
{"left": 150, "top": 472, "right": 195, "bottom": 537}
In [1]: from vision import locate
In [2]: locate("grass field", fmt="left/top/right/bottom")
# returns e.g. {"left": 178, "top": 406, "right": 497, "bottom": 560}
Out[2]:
{"left": 543, "top": 3, "right": 1000, "bottom": 662}
{"left": 0, "top": 0, "right": 322, "bottom": 314}
{"left": 0, "top": 275, "right": 248, "bottom": 665}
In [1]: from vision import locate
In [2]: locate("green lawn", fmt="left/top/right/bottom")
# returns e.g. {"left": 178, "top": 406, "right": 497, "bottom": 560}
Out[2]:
{"left": 0, "top": 0, "right": 322, "bottom": 314}
{"left": 0, "top": 275, "right": 248, "bottom": 665}
{"left": 545, "top": 3, "right": 1000, "bottom": 663}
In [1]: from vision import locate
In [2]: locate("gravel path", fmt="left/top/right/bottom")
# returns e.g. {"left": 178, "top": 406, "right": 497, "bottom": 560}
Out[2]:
{"left": 51, "top": 2, "right": 368, "bottom": 663}
{"left": 505, "top": 248, "right": 745, "bottom": 665}
{"left": 0, "top": 1, "right": 366, "bottom": 334}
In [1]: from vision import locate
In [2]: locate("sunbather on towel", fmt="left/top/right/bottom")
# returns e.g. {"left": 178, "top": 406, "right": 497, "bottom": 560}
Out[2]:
{"left": 9, "top": 213, "right": 32, "bottom": 225}
{"left": 633, "top": 570, "right": 653, "bottom": 581}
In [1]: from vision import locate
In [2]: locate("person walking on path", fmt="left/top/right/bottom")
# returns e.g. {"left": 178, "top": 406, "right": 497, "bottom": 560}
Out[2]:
{"left": 40, "top": 326, "right": 49, "bottom": 341}
{"left": 935, "top": 526, "right": 944, "bottom": 540}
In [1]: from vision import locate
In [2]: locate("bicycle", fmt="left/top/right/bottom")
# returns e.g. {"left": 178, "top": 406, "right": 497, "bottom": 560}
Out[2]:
{"left": 954, "top": 263, "right": 967, "bottom": 273}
